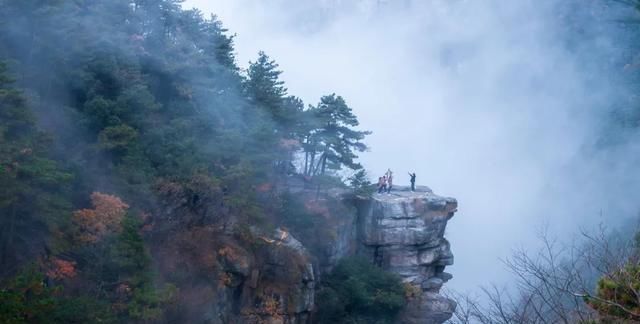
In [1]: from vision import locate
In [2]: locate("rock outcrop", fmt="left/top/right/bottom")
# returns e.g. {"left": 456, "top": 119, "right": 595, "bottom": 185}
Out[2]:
{"left": 165, "top": 227, "right": 315, "bottom": 324}
{"left": 237, "top": 228, "right": 315, "bottom": 324}
{"left": 355, "top": 186, "right": 457, "bottom": 324}
{"left": 156, "top": 182, "right": 455, "bottom": 324}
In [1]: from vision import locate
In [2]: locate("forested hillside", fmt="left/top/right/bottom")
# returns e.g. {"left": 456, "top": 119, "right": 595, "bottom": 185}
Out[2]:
{"left": 0, "top": 1, "right": 377, "bottom": 322}
{"left": 6, "top": 0, "right": 640, "bottom": 323}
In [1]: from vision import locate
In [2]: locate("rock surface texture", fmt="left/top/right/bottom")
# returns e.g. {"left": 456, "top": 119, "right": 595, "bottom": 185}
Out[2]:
{"left": 356, "top": 186, "right": 457, "bottom": 324}
{"left": 158, "top": 182, "right": 456, "bottom": 323}
{"left": 238, "top": 228, "right": 315, "bottom": 324}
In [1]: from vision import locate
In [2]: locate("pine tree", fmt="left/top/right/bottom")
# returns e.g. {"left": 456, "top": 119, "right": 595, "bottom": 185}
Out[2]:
{"left": 245, "top": 51, "right": 299, "bottom": 135}
{"left": 0, "top": 62, "right": 72, "bottom": 276}
{"left": 305, "top": 94, "right": 371, "bottom": 176}
{"left": 115, "top": 213, "right": 174, "bottom": 321}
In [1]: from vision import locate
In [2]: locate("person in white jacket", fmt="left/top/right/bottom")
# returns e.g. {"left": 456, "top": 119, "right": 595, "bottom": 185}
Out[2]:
{"left": 384, "top": 169, "right": 393, "bottom": 194}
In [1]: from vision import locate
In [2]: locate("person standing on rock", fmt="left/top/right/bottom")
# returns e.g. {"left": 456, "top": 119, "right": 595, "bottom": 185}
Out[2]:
{"left": 386, "top": 173, "right": 393, "bottom": 194}
{"left": 408, "top": 172, "right": 416, "bottom": 191}
{"left": 379, "top": 175, "right": 387, "bottom": 194}
{"left": 377, "top": 176, "right": 384, "bottom": 194}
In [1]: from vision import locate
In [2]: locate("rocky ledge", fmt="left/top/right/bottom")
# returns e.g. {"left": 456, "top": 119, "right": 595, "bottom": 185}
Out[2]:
{"left": 356, "top": 186, "right": 457, "bottom": 324}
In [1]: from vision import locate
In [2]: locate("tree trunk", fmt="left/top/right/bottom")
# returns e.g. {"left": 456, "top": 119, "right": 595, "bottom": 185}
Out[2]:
{"left": 320, "top": 153, "right": 327, "bottom": 175}
{"left": 309, "top": 151, "right": 316, "bottom": 176}
{"left": 312, "top": 153, "right": 324, "bottom": 176}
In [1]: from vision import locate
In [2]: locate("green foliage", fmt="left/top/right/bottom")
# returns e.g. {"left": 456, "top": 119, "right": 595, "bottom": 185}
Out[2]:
{"left": 98, "top": 124, "right": 138, "bottom": 153}
{"left": 349, "top": 169, "right": 374, "bottom": 197}
{"left": 0, "top": 267, "right": 59, "bottom": 324}
{"left": 114, "top": 214, "right": 150, "bottom": 277}
{"left": 128, "top": 284, "right": 177, "bottom": 321}
{"left": 316, "top": 257, "right": 406, "bottom": 324}
{"left": 114, "top": 214, "right": 174, "bottom": 321}
{"left": 584, "top": 230, "right": 640, "bottom": 321}
{"left": 0, "top": 62, "right": 72, "bottom": 274}
{"left": 587, "top": 262, "right": 640, "bottom": 321}
{"left": 0, "top": 0, "right": 372, "bottom": 321}
{"left": 279, "top": 192, "right": 315, "bottom": 233}
{"left": 0, "top": 266, "right": 114, "bottom": 324}
{"left": 246, "top": 51, "right": 288, "bottom": 117}
{"left": 303, "top": 94, "right": 371, "bottom": 176}
{"left": 62, "top": 208, "right": 174, "bottom": 322}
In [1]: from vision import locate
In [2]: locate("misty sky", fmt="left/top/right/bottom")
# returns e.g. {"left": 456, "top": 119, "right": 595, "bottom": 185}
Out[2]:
{"left": 182, "top": 0, "right": 640, "bottom": 293}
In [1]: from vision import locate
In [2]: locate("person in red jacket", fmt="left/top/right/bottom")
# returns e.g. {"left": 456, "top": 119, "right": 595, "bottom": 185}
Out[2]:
{"left": 378, "top": 175, "right": 387, "bottom": 194}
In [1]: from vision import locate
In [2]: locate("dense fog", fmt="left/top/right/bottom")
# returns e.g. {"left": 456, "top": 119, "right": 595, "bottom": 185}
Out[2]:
{"left": 184, "top": 0, "right": 640, "bottom": 293}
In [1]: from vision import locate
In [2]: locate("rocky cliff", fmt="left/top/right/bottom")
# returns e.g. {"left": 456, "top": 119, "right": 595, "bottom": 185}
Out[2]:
{"left": 224, "top": 185, "right": 458, "bottom": 324}
{"left": 354, "top": 186, "right": 457, "bottom": 323}
{"left": 154, "top": 184, "right": 456, "bottom": 324}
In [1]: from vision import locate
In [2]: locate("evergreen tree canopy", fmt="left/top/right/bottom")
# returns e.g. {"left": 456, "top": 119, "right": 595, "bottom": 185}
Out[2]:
{"left": 0, "top": 62, "right": 72, "bottom": 276}
{"left": 304, "top": 94, "right": 371, "bottom": 175}
{"left": 0, "top": 0, "right": 371, "bottom": 322}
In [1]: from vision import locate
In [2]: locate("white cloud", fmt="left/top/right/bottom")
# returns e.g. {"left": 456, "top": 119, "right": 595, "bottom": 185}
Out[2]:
{"left": 183, "top": 0, "right": 640, "bottom": 292}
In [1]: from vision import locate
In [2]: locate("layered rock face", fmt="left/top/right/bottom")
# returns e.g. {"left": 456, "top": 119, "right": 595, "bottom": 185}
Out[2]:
{"left": 356, "top": 186, "right": 457, "bottom": 324}
{"left": 169, "top": 184, "right": 456, "bottom": 323}
{"left": 231, "top": 229, "right": 315, "bottom": 324}
{"left": 172, "top": 227, "right": 315, "bottom": 324}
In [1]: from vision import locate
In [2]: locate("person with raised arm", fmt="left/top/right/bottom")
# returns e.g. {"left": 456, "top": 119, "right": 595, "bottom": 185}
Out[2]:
{"left": 408, "top": 172, "right": 416, "bottom": 191}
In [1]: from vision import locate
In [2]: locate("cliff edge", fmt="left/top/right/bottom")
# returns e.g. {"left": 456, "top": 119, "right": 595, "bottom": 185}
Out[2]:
{"left": 152, "top": 182, "right": 457, "bottom": 324}
{"left": 355, "top": 186, "right": 457, "bottom": 323}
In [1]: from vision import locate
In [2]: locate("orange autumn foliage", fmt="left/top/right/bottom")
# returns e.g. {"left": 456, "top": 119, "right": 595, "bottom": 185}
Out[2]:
{"left": 256, "top": 182, "right": 273, "bottom": 193}
{"left": 304, "top": 200, "right": 330, "bottom": 218}
{"left": 262, "top": 295, "right": 281, "bottom": 317}
{"left": 72, "top": 192, "right": 129, "bottom": 243}
{"left": 46, "top": 258, "right": 77, "bottom": 280}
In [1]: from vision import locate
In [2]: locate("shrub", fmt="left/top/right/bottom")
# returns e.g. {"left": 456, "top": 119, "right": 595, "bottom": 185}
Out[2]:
{"left": 0, "top": 266, "right": 114, "bottom": 323}
{"left": 315, "top": 257, "right": 406, "bottom": 324}
{"left": 587, "top": 263, "right": 640, "bottom": 321}
{"left": 348, "top": 169, "right": 374, "bottom": 197}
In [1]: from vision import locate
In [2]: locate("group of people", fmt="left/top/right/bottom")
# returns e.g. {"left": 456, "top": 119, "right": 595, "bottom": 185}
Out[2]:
{"left": 377, "top": 169, "right": 417, "bottom": 194}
